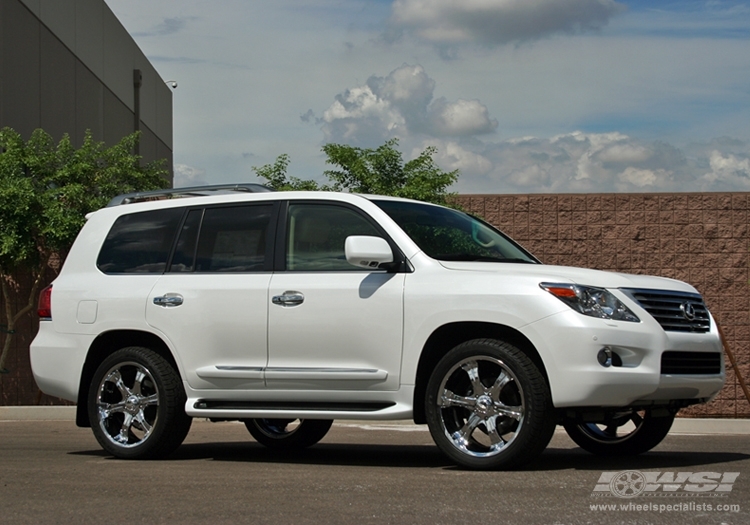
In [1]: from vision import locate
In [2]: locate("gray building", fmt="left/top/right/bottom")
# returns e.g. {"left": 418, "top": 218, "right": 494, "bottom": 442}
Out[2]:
{"left": 0, "top": 0, "right": 173, "bottom": 181}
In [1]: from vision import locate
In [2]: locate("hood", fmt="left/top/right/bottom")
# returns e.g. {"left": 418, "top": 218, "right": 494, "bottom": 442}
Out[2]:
{"left": 438, "top": 261, "right": 698, "bottom": 294}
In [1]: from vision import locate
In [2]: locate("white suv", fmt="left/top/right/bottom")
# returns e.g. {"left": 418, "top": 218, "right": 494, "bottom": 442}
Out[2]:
{"left": 31, "top": 186, "right": 725, "bottom": 469}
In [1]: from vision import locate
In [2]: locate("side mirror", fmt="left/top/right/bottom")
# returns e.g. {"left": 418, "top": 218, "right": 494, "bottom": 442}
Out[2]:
{"left": 345, "top": 236, "right": 393, "bottom": 269}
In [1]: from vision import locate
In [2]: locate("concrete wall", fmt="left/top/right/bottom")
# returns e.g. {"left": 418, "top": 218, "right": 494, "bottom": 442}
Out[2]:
{"left": 0, "top": 0, "right": 172, "bottom": 175}
{"left": 455, "top": 192, "right": 750, "bottom": 418}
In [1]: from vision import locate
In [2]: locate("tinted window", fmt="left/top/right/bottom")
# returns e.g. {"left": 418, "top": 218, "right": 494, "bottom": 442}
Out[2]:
{"left": 169, "top": 209, "right": 203, "bottom": 272}
{"left": 188, "top": 205, "right": 272, "bottom": 273}
{"left": 97, "top": 208, "right": 184, "bottom": 274}
{"left": 286, "top": 204, "right": 382, "bottom": 271}
{"left": 374, "top": 200, "right": 537, "bottom": 263}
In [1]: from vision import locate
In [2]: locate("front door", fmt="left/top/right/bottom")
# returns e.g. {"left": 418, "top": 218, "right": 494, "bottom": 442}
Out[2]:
{"left": 267, "top": 202, "right": 404, "bottom": 391}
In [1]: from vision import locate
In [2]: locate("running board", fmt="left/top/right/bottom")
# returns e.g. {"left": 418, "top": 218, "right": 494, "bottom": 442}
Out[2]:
{"left": 193, "top": 400, "right": 395, "bottom": 412}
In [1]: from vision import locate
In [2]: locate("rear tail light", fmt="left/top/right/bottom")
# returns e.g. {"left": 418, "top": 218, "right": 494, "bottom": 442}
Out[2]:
{"left": 38, "top": 285, "right": 52, "bottom": 319}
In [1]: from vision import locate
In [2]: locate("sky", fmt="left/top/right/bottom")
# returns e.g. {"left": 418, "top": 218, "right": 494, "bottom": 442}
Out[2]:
{"left": 104, "top": 0, "right": 750, "bottom": 194}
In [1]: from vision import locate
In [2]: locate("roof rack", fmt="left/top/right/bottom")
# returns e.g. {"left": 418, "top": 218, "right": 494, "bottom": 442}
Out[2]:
{"left": 106, "top": 183, "right": 273, "bottom": 207}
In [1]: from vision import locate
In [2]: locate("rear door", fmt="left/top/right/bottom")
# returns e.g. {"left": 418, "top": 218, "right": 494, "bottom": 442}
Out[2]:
{"left": 146, "top": 203, "right": 276, "bottom": 391}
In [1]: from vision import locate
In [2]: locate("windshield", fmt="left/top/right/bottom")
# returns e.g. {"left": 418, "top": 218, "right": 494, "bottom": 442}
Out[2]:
{"left": 373, "top": 200, "right": 538, "bottom": 263}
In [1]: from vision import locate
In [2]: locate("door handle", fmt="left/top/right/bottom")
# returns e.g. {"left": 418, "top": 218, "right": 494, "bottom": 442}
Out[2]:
{"left": 272, "top": 291, "right": 304, "bottom": 307}
{"left": 153, "top": 294, "right": 184, "bottom": 307}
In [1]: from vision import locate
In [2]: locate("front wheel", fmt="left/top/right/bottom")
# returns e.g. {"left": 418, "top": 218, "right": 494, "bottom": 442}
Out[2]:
{"left": 88, "top": 346, "right": 192, "bottom": 459}
{"left": 244, "top": 419, "right": 333, "bottom": 449}
{"left": 425, "top": 339, "right": 556, "bottom": 470}
{"left": 563, "top": 409, "right": 675, "bottom": 456}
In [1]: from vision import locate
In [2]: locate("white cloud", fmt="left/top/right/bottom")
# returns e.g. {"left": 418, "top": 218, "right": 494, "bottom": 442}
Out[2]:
{"left": 427, "top": 98, "right": 498, "bottom": 136}
{"left": 104, "top": 1, "right": 750, "bottom": 194}
{"left": 321, "top": 64, "right": 498, "bottom": 144}
{"left": 418, "top": 140, "right": 493, "bottom": 175}
{"left": 174, "top": 164, "right": 208, "bottom": 188}
{"left": 455, "top": 132, "right": 741, "bottom": 194}
{"left": 701, "top": 151, "right": 750, "bottom": 188}
{"left": 617, "top": 167, "right": 663, "bottom": 188}
{"left": 390, "top": 0, "right": 626, "bottom": 46}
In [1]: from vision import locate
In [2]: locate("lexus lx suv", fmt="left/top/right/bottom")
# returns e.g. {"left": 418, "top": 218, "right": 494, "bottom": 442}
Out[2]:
{"left": 31, "top": 185, "right": 725, "bottom": 469}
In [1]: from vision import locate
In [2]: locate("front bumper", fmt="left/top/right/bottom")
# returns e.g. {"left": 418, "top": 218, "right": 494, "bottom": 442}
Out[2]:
{"left": 521, "top": 308, "right": 725, "bottom": 408}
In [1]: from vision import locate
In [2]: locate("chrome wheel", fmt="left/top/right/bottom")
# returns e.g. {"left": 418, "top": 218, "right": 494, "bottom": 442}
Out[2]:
{"left": 88, "top": 347, "right": 192, "bottom": 459}
{"left": 564, "top": 409, "right": 675, "bottom": 456}
{"left": 425, "top": 339, "right": 555, "bottom": 470}
{"left": 244, "top": 418, "right": 333, "bottom": 449}
{"left": 95, "top": 361, "right": 159, "bottom": 448}
{"left": 437, "top": 356, "right": 525, "bottom": 457}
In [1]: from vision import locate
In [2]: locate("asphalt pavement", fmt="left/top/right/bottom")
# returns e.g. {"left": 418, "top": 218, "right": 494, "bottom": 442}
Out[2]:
{"left": 0, "top": 410, "right": 748, "bottom": 525}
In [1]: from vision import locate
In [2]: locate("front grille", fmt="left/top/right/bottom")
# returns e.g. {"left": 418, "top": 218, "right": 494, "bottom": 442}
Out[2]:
{"left": 661, "top": 351, "right": 722, "bottom": 375}
{"left": 621, "top": 288, "right": 711, "bottom": 333}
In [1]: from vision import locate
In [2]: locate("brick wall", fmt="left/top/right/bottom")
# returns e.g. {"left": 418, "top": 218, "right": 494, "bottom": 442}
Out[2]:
{"left": 2, "top": 192, "right": 749, "bottom": 417}
{"left": 455, "top": 192, "right": 750, "bottom": 418}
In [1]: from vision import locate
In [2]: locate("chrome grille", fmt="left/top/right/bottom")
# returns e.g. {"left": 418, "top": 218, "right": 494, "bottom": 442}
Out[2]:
{"left": 620, "top": 288, "right": 711, "bottom": 333}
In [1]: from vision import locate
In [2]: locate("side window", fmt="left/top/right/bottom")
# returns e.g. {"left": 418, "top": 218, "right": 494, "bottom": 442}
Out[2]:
{"left": 97, "top": 208, "right": 184, "bottom": 274}
{"left": 170, "top": 205, "right": 273, "bottom": 273}
{"left": 169, "top": 209, "right": 203, "bottom": 272}
{"left": 286, "top": 204, "right": 382, "bottom": 271}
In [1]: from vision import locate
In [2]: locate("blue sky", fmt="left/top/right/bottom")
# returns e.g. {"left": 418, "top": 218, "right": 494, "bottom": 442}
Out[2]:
{"left": 105, "top": 0, "right": 750, "bottom": 193}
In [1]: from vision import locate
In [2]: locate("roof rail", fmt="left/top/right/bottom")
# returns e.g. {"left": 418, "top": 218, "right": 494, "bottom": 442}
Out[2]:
{"left": 106, "top": 183, "right": 273, "bottom": 207}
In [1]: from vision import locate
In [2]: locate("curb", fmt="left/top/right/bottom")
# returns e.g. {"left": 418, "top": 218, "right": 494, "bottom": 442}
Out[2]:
{"left": 1, "top": 406, "right": 749, "bottom": 434}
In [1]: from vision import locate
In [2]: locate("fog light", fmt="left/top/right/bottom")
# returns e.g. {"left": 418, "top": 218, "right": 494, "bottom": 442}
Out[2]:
{"left": 597, "top": 347, "right": 613, "bottom": 367}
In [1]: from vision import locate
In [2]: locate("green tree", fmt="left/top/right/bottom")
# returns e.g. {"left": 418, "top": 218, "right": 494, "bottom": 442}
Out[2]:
{"left": 253, "top": 138, "right": 459, "bottom": 206}
{"left": 251, "top": 153, "right": 326, "bottom": 192}
{"left": 0, "top": 128, "right": 168, "bottom": 379}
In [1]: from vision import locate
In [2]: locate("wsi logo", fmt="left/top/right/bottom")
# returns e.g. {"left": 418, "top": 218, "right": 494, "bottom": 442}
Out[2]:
{"left": 592, "top": 471, "right": 740, "bottom": 498}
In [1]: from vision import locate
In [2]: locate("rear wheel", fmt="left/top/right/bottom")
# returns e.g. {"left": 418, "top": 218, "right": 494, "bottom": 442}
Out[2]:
{"left": 563, "top": 409, "right": 675, "bottom": 456}
{"left": 88, "top": 346, "right": 192, "bottom": 459}
{"left": 425, "top": 339, "right": 555, "bottom": 470}
{"left": 244, "top": 418, "right": 333, "bottom": 449}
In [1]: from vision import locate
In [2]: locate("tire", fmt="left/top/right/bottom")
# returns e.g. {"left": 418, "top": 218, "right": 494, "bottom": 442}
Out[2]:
{"left": 425, "top": 339, "right": 556, "bottom": 470}
{"left": 88, "top": 346, "right": 192, "bottom": 459}
{"left": 563, "top": 410, "right": 674, "bottom": 456}
{"left": 244, "top": 418, "right": 333, "bottom": 449}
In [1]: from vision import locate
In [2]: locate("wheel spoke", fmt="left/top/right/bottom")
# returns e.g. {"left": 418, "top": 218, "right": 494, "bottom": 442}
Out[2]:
{"left": 603, "top": 423, "right": 619, "bottom": 437}
{"left": 484, "top": 416, "right": 505, "bottom": 446}
{"left": 451, "top": 414, "right": 484, "bottom": 449}
{"left": 108, "top": 370, "right": 132, "bottom": 399}
{"left": 461, "top": 361, "right": 485, "bottom": 396}
{"left": 134, "top": 412, "right": 153, "bottom": 435}
{"left": 116, "top": 413, "right": 134, "bottom": 444}
{"left": 440, "top": 388, "right": 477, "bottom": 409}
{"left": 98, "top": 400, "right": 127, "bottom": 419}
{"left": 494, "top": 402, "right": 523, "bottom": 421}
{"left": 489, "top": 371, "right": 511, "bottom": 398}
{"left": 456, "top": 413, "right": 483, "bottom": 443}
{"left": 132, "top": 369, "right": 147, "bottom": 396}
{"left": 629, "top": 411, "right": 644, "bottom": 427}
{"left": 142, "top": 393, "right": 159, "bottom": 407}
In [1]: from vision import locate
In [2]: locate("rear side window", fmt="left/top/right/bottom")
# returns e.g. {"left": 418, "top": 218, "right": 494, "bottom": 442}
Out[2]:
{"left": 97, "top": 208, "right": 184, "bottom": 274}
{"left": 170, "top": 205, "right": 273, "bottom": 273}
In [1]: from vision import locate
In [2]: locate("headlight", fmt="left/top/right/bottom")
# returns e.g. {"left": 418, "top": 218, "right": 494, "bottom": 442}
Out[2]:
{"left": 540, "top": 283, "right": 640, "bottom": 322}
